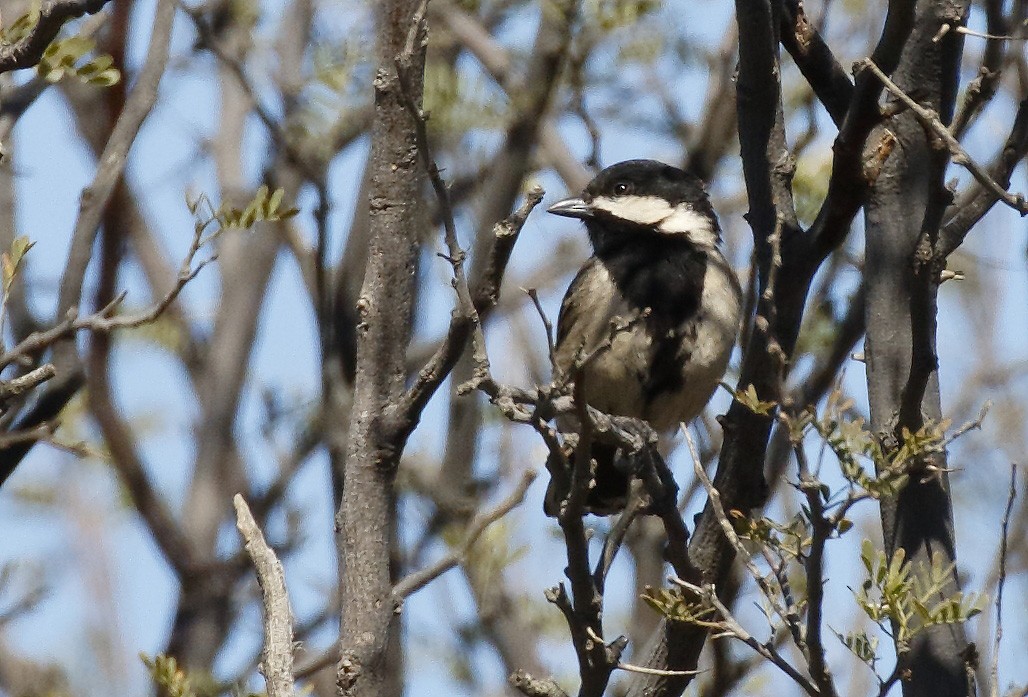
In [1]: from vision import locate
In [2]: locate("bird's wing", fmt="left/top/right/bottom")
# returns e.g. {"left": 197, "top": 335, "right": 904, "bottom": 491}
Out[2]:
{"left": 554, "top": 258, "right": 616, "bottom": 375}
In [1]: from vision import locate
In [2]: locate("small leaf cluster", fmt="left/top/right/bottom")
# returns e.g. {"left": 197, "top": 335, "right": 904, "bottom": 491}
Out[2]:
{"left": 141, "top": 653, "right": 228, "bottom": 697}
{"left": 186, "top": 186, "right": 300, "bottom": 231}
{"left": 642, "top": 387, "right": 986, "bottom": 693}
{"left": 834, "top": 628, "right": 880, "bottom": 671}
{"left": 0, "top": 3, "right": 119, "bottom": 85}
{"left": 853, "top": 539, "right": 984, "bottom": 655}
{"left": 39, "top": 36, "right": 120, "bottom": 85}
{"left": 730, "top": 382, "right": 777, "bottom": 416}
{"left": 141, "top": 653, "right": 199, "bottom": 697}
{"left": 641, "top": 586, "right": 717, "bottom": 626}
{"left": 797, "top": 390, "right": 947, "bottom": 499}
{"left": 2, "top": 236, "right": 34, "bottom": 295}
{"left": 732, "top": 509, "right": 813, "bottom": 559}
{"left": 215, "top": 186, "right": 300, "bottom": 229}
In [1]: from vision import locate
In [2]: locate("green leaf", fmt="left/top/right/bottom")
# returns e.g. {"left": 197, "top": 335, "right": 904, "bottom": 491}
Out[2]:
{"left": 860, "top": 539, "right": 875, "bottom": 574}
{"left": 140, "top": 653, "right": 198, "bottom": 697}
{"left": 834, "top": 629, "right": 879, "bottom": 666}
{"left": 217, "top": 186, "right": 300, "bottom": 229}
{"left": 640, "top": 586, "right": 716, "bottom": 625}
{"left": 733, "top": 383, "right": 777, "bottom": 415}
{"left": 2, "top": 236, "right": 35, "bottom": 294}
{"left": 87, "top": 67, "right": 121, "bottom": 87}
{"left": 268, "top": 186, "right": 284, "bottom": 213}
{"left": 35, "top": 33, "right": 120, "bottom": 86}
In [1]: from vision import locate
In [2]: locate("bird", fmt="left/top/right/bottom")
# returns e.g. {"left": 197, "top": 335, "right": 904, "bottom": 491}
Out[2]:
{"left": 543, "top": 159, "right": 742, "bottom": 516}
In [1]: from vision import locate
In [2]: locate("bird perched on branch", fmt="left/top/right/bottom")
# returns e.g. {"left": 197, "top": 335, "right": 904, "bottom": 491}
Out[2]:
{"left": 544, "top": 159, "right": 742, "bottom": 516}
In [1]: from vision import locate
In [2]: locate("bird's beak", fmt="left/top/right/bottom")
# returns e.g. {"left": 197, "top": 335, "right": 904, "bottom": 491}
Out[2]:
{"left": 547, "top": 197, "right": 594, "bottom": 219}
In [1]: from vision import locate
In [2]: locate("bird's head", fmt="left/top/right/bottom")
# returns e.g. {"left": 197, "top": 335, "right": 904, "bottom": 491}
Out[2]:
{"left": 547, "top": 159, "right": 720, "bottom": 254}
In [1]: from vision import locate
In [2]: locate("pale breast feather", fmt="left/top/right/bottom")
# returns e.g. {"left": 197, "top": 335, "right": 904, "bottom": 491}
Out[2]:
{"left": 554, "top": 250, "right": 742, "bottom": 430}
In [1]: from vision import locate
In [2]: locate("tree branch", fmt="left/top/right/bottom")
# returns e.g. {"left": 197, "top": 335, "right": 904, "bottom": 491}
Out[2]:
{"left": 937, "top": 96, "right": 1028, "bottom": 259}
{"left": 391, "top": 469, "right": 536, "bottom": 600}
{"left": 233, "top": 495, "right": 295, "bottom": 697}
{"left": 780, "top": 0, "right": 854, "bottom": 127}
{"left": 807, "top": 0, "right": 917, "bottom": 265}
{"left": 387, "top": 187, "right": 543, "bottom": 444}
{"left": 337, "top": 2, "right": 426, "bottom": 694}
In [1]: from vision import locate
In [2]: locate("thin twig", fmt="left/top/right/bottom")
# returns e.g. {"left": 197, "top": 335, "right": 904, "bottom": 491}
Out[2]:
{"left": 683, "top": 428, "right": 794, "bottom": 629}
{"left": 944, "top": 401, "right": 991, "bottom": 447}
{"left": 990, "top": 463, "right": 1018, "bottom": 697}
{"left": 0, "top": 422, "right": 57, "bottom": 449}
{"left": 396, "top": 0, "right": 472, "bottom": 326}
{"left": 0, "top": 364, "right": 56, "bottom": 403}
{"left": 525, "top": 287, "right": 558, "bottom": 373}
{"left": 57, "top": 0, "right": 176, "bottom": 320}
{"left": 0, "top": 245, "right": 214, "bottom": 370}
{"left": 392, "top": 190, "right": 543, "bottom": 438}
{"left": 392, "top": 469, "right": 537, "bottom": 600}
{"left": 390, "top": 9, "right": 544, "bottom": 441}
{"left": 670, "top": 578, "right": 822, "bottom": 696}
{"left": 952, "top": 25, "right": 1027, "bottom": 42}
{"left": 794, "top": 443, "right": 840, "bottom": 697}
{"left": 594, "top": 485, "right": 644, "bottom": 593}
{"left": 616, "top": 662, "right": 702, "bottom": 677}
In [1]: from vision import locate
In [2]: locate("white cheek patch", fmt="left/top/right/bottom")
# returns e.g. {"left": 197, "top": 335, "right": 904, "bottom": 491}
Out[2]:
{"left": 658, "top": 206, "right": 719, "bottom": 247}
{"left": 591, "top": 195, "right": 719, "bottom": 247}
{"left": 591, "top": 195, "right": 675, "bottom": 226}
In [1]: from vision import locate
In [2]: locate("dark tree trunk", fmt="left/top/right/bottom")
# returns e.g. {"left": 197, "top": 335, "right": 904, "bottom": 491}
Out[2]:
{"left": 864, "top": 1, "right": 972, "bottom": 695}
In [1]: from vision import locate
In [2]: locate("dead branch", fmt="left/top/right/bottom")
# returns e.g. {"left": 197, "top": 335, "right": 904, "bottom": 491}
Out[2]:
{"left": 0, "top": 364, "right": 55, "bottom": 404}
{"left": 233, "top": 495, "right": 296, "bottom": 697}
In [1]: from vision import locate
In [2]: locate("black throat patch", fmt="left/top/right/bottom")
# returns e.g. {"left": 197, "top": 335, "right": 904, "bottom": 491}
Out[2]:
{"left": 589, "top": 227, "right": 708, "bottom": 402}
{"left": 589, "top": 226, "right": 707, "bottom": 324}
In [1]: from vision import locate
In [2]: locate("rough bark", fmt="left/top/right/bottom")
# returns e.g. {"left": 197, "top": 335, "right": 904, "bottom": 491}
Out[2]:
{"left": 335, "top": 1, "right": 425, "bottom": 695}
{"left": 864, "top": 1, "right": 972, "bottom": 694}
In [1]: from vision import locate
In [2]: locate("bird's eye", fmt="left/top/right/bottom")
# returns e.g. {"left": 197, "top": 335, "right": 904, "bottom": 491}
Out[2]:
{"left": 614, "top": 182, "right": 631, "bottom": 195}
